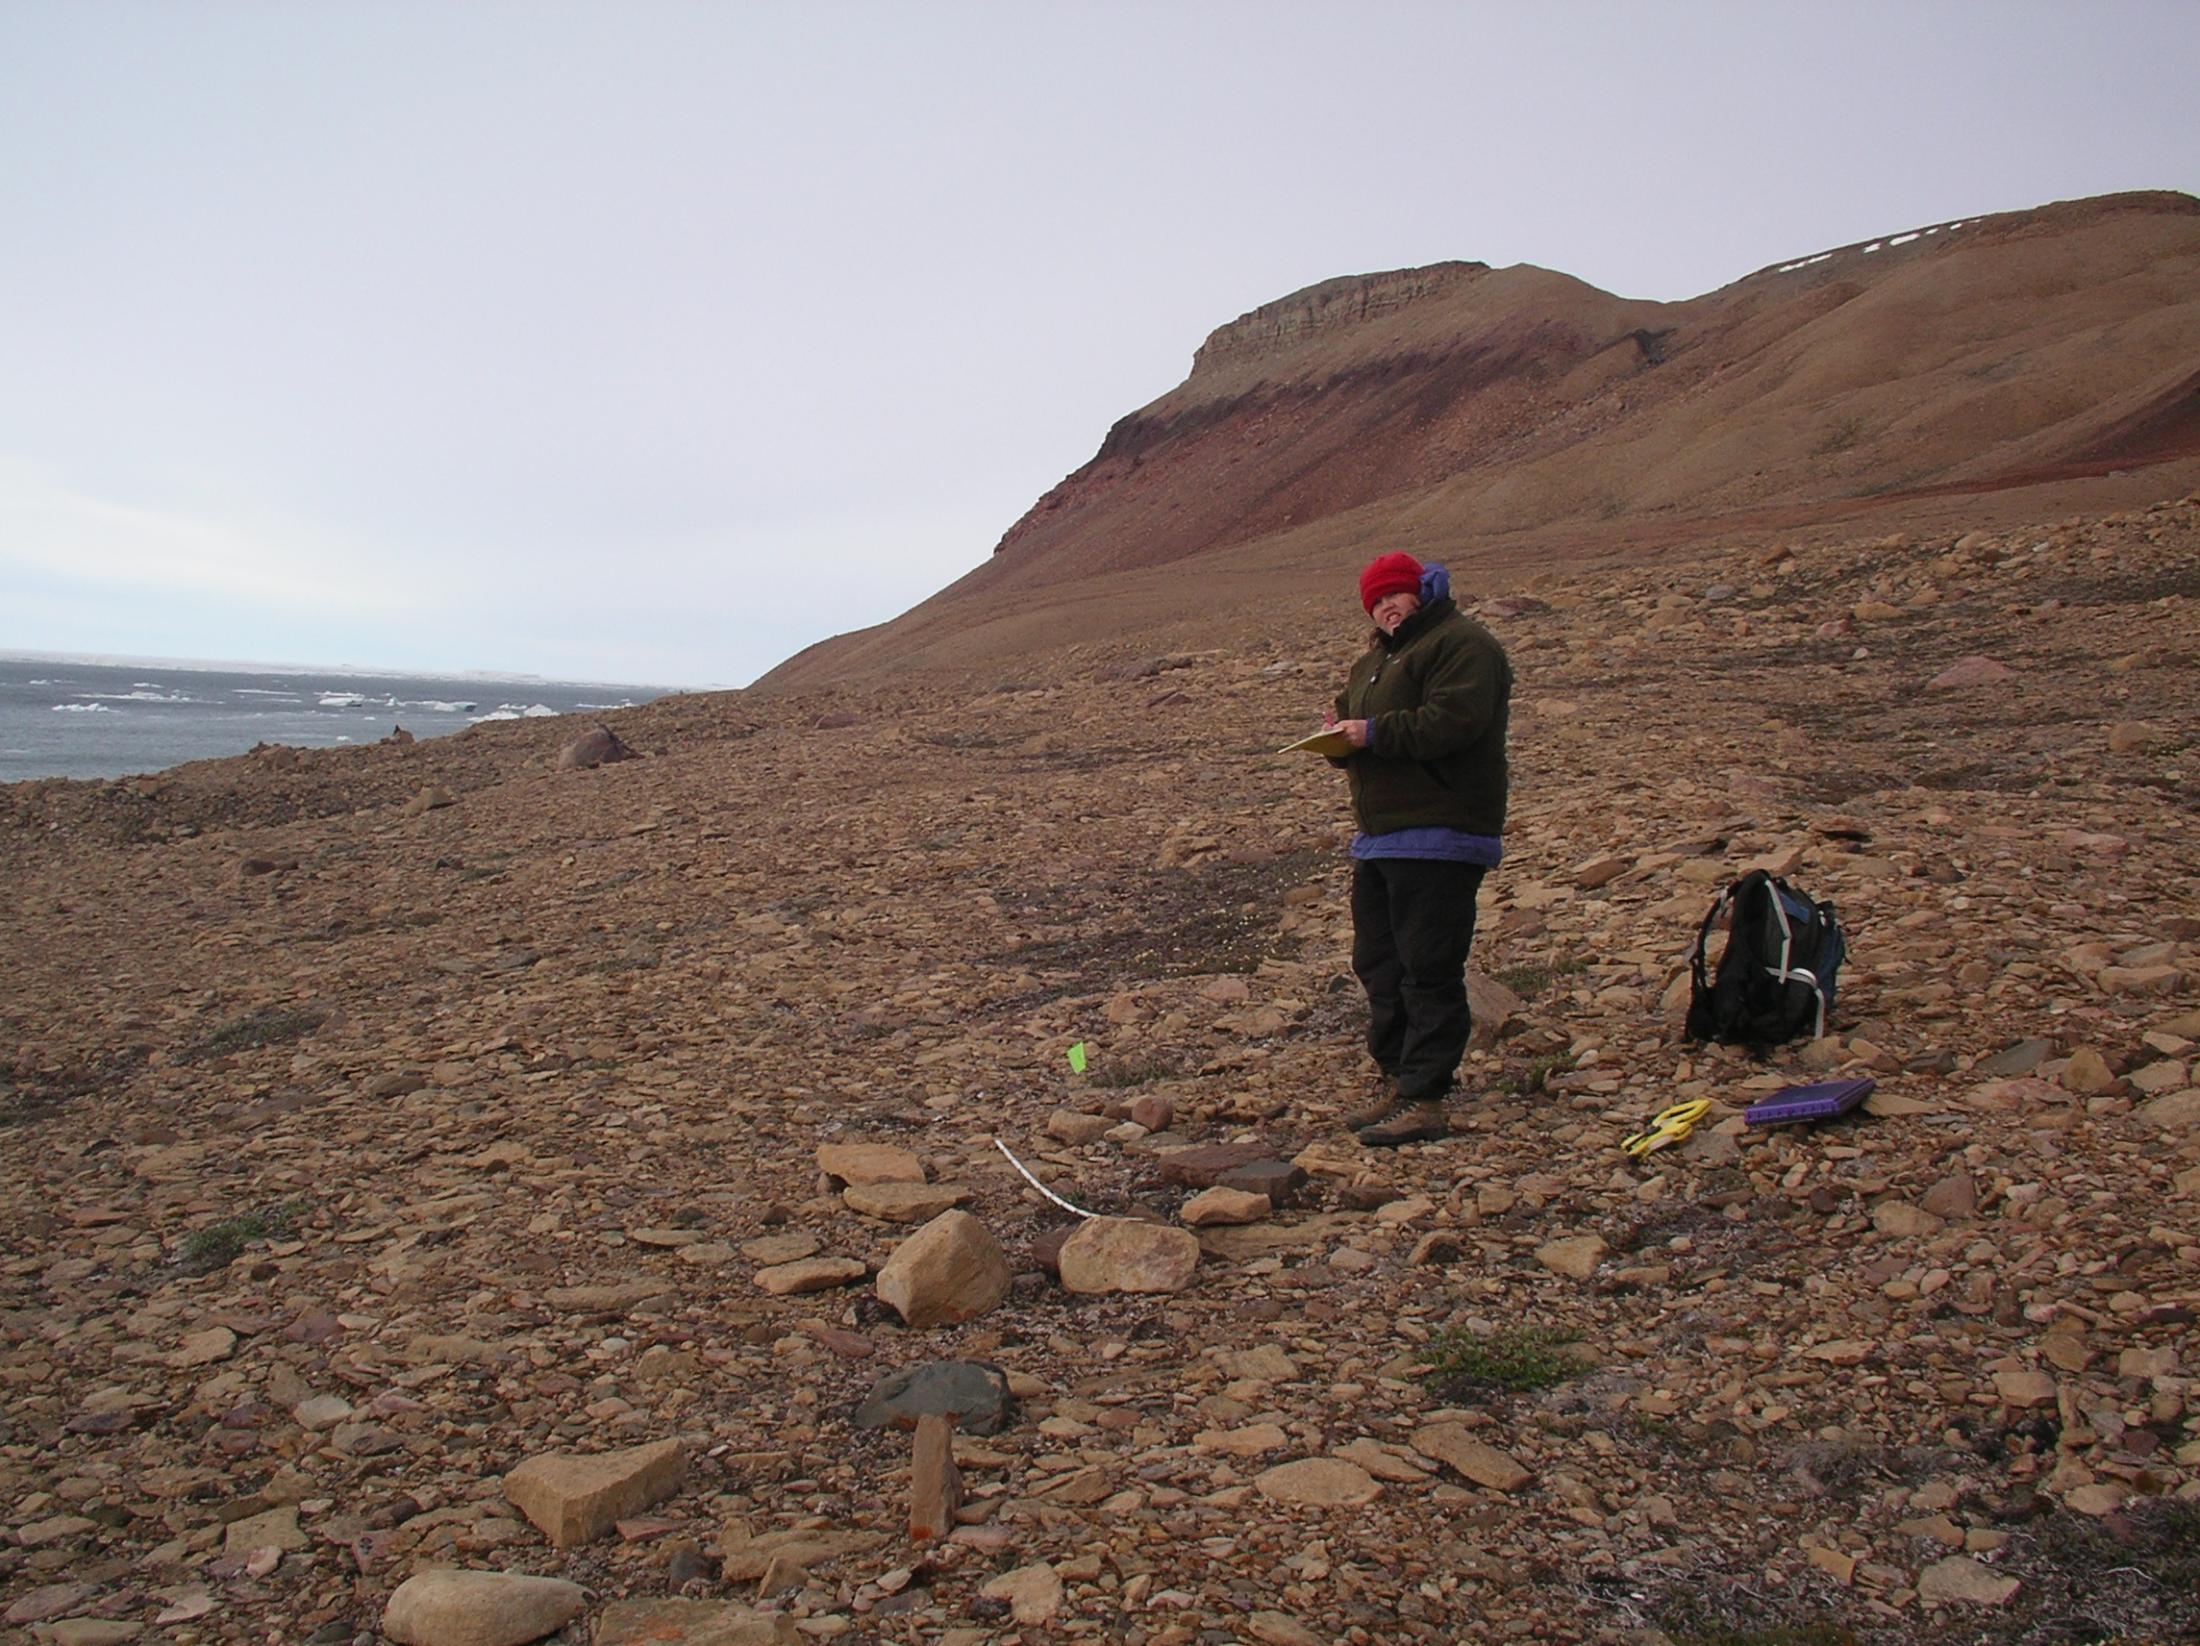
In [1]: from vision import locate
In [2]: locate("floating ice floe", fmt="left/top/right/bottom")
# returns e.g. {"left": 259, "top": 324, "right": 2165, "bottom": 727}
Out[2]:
{"left": 52, "top": 702, "right": 114, "bottom": 712}
{"left": 87, "top": 690, "right": 191, "bottom": 703}
{"left": 470, "top": 703, "right": 561, "bottom": 722}
{"left": 401, "top": 699, "right": 477, "bottom": 713}
{"left": 319, "top": 692, "right": 370, "bottom": 707}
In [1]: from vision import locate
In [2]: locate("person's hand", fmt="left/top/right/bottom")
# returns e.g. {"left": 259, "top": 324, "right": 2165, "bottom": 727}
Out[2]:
{"left": 1339, "top": 718, "right": 1372, "bottom": 749}
{"left": 1322, "top": 709, "right": 1340, "bottom": 729}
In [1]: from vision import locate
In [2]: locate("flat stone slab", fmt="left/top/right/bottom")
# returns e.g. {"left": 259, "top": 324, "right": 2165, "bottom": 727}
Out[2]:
{"left": 596, "top": 1598, "right": 800, "bottom": 1644}
{"left": 294, "top": 1394, "right": 353, "bottom": 1430}
{"left": 1254, "top": 1457, "right": 1382, "bottom": 1507}
{"left": 843, "top": 1181, "right": 972, "bottom": 1222}
{"left": 545, "top": 1281, "right": 670, "bottom": 1311}
{"left": 979, "top": 1563, "right": 1065, "bottom": 1626}
{"left": 853, "top": 1359, "right": 1015, "bottom": 1435}
{"left": 1973, "top": 1038, "right": 2053, "bottom": 1077}
{"left": 1047, "top": 1108, "right": 1113, "bottom": 1144}
{"left": 1215, "top": 1160, "right": 1309, "bottom": 1205}
{"left": 1157, "top": 1143, "right": 1275, "bottom": 1188}
{"left": 815, "top": 1143, "right": 925, "bottom": 1186}
{"left": 504, "top": 1438, "right": 686, "bottom": 1549}
{"left": 755, "top": 1257, "right": 866, "bottom": 1296}
{"left": 2139, "top": 1087, "right": 2200, "bottom": 1130}
{"left": 719, "top": 1526, "right": 883, "bottom": 1583}
{"left": 674, "top": 1241, "right": 738, "bottom": 1266}
{"left": 1411, "top": 1422, "right": 1532, "bottom": 1492}
{"left": 741, "top": 1232, "right": 821, "bottom": 1264}
{"left": 1180, "top": 1186, "right": 1270, "bottom": 1227}
{"left": 223, "top": 1505, "right": 307, "bottom": 1554}
{"left": 1535, "top": 1235, "right": 1607, "bottom": 1278}
{"left": 1196, "top": 1212, "right": 1358, "bottom": 1263}
{"left": 1917, "top": 1554, "right": 2020, "bottom": 1606}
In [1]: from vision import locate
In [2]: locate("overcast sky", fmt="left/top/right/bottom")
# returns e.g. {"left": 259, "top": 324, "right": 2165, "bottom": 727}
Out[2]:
{"left": 3, "top": 2, "right": 2195, "bottom": 687}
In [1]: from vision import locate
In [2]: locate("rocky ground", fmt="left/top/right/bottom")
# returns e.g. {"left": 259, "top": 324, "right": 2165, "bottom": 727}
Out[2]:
{"left": 3, "top": 492, "right": 2197, "bottom": 1646}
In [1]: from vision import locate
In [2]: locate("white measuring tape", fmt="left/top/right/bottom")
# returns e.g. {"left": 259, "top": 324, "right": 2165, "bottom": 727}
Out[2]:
{"left": 992, "top": 1136, "right": 1102, "bottom": 1220}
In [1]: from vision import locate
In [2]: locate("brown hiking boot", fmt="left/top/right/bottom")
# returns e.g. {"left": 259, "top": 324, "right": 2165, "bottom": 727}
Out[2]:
{"left": 1344, "top": 1078, "right": 1401, "bottom": 1132}
{"left": 1357, "top": 1101, "right": 1449, "bottom": 1147}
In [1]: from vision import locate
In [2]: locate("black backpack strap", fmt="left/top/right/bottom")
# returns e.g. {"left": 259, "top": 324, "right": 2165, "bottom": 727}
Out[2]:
{"left": 1687, "top": 883, "right": 1734, "bottom": 999}
{"left": 1762, "top": 875, "right": 1800, "bottom": 985}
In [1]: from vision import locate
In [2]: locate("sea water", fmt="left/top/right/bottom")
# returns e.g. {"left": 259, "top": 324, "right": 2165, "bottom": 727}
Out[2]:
{"left": 0, "top": 655, "right": 672, "bottom": 784}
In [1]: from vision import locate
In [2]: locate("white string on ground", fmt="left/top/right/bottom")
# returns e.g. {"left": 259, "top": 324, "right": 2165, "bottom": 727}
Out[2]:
{"left": 992, "top": 1136, "right": 1102, "bottom": 1220}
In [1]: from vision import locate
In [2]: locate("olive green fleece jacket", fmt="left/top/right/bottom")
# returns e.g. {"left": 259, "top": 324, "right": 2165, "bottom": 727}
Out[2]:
{"left": 1330, "top": 597, "right": 1512, "bottom": 836}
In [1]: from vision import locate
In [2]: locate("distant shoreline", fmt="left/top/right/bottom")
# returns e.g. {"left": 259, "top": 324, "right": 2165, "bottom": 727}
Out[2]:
{"left": 0, "top": 647, "right": 699, "bottom": 693}
{"left": 0, "top": 655, "right": 680, "bottom": 785}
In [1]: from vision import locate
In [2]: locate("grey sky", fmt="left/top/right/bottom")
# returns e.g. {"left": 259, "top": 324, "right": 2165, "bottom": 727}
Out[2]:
{"left": 4, "top": 2, "right": 2195, "bottom": 687}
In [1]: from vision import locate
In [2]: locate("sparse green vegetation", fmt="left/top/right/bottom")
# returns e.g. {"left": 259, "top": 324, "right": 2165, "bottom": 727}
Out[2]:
{"left": 1492, "top": 956, "right": 1589, "bottom": 1001}
{"left": 1419, "top": 1324, "right": 1588, "bottom": 1398}
{"left": 1495, "top": 1054, "right": 1573, "bottom": 1096}
{"left": 178, "top": 1201, "right": 305, "bottom": 1271}
{"left": 177, "top": 1006, "right": 325, "bottom": 1063}
{"left": 1087, "top": 1054, "right": 1179, "bottom": 1089}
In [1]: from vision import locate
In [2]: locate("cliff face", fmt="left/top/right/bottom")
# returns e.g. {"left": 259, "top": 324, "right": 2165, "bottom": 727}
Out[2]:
{"left": 986, "top": 259, "right": 1676, "bottom": 586}
{"left": 1002, "top": 190, "right": 2199, "bottom": 571}
{"left": 763, "top": 190, "right": 2200, "bottom": 685}
{"left": 1186, "top": 261, "right": 1495, "bottom": 373}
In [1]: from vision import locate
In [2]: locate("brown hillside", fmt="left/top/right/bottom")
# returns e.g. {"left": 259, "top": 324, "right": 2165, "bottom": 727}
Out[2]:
{"left": 764, "top": 190, "right": 2200, "bottom": 688}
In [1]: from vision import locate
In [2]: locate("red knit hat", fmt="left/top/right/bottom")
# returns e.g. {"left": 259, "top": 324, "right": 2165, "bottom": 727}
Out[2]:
{"left": 1358, "top": 552, "right": 1423, "bottom": 615}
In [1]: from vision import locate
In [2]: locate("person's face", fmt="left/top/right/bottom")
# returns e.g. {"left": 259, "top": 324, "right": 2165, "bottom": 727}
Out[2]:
{"left": 1371, "top": 591, "right": 1421, "bottom": 634}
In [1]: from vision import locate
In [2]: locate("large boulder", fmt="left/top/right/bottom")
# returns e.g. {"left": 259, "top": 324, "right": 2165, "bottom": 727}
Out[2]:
{"left": 1057, "top": 1217, "right": 1201, "bottom": 1294}
{"left": 875, "top": 1210, "right": 1010, "bottom": 1329}
{"left": 382, "top": 1569, "right": 587, "bottom": 1646}
{"left": 556, "top": 726, "right": 635, "bottom": 771}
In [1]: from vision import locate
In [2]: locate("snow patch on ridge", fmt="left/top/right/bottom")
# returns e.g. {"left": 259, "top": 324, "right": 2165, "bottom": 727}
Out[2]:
{"left": 1770, "top": 216, "right": 1969, "bottom": 276}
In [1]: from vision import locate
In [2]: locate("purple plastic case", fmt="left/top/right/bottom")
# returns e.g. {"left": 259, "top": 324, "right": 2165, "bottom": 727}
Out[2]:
{"left": 1743, "top": 1076, "right": 1876, "bottom": 1127}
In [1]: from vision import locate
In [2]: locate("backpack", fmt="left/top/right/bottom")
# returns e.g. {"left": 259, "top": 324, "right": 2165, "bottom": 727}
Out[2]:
{"left": 1684, "top": 870, "right": 1846, "bottom": 1048}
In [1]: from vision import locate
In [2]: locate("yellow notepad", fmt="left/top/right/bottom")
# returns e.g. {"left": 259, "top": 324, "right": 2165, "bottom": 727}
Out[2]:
{"left": 1279, "top": 727, "right": 1354, "bottom": 757}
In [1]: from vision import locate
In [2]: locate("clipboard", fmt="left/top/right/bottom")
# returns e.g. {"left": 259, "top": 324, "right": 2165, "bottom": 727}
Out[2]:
{"left": 1280, "top": 727, "right": 1354, "bottom": 757}
{"left": 1742, "top": 1077, "right": 1876, "bottom": 1127}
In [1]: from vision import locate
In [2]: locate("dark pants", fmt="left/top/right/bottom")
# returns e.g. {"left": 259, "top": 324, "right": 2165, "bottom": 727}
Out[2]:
{"left": 1351, "top": 858, "right": 1486, "bottom": 1102}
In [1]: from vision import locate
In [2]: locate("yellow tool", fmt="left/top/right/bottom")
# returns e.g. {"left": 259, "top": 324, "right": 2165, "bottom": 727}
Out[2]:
{"left": 1621, "top": 1099, "right": 1712, "bottom": 1159}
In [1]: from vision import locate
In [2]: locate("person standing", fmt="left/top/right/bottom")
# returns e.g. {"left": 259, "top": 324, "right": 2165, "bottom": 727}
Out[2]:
{"left": 1322, "top": 551, "right": 1512, "bottom": 1145}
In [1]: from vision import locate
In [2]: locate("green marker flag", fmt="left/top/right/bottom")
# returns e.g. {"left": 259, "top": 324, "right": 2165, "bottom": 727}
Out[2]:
{"left": 1067, "top": 1042, "right": 1088, "bottom": 1074}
